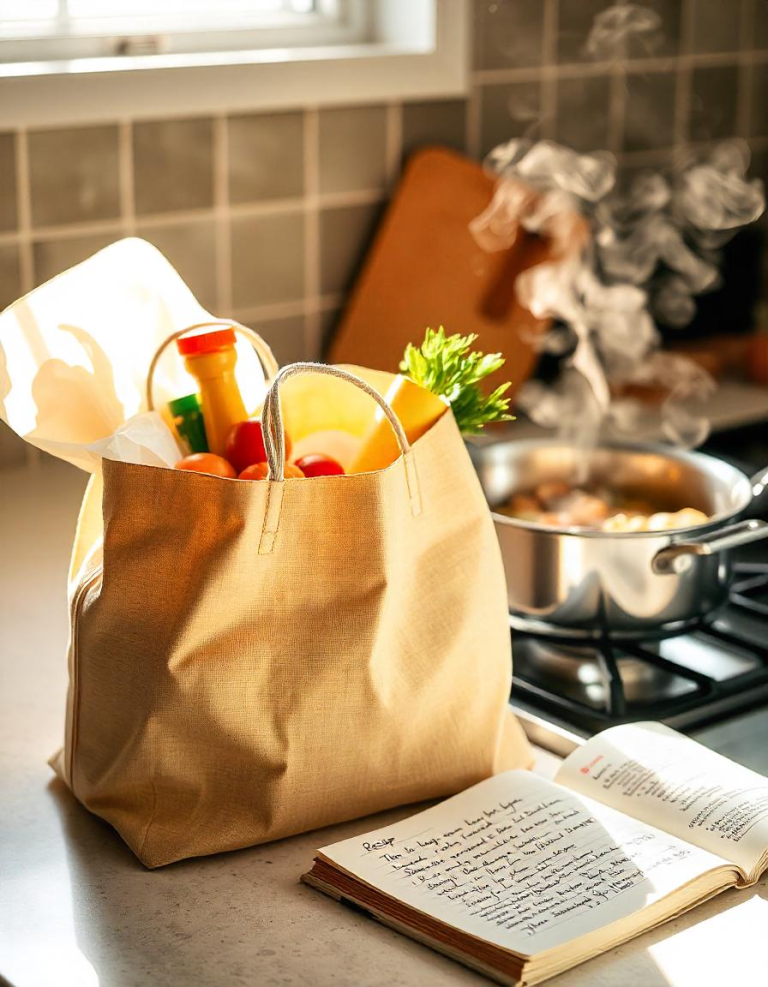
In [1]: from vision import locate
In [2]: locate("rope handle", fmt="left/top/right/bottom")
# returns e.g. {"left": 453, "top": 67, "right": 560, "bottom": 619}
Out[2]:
{"left": 145, "top": 320, "right": 280, "bottom": 411}
{"left": 261, "top": 363, "right": 411, "bottom": 481}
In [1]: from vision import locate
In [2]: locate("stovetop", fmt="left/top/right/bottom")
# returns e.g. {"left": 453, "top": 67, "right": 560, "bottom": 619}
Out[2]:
{"left": 509, "top": 420, "right": 768, "bottom": 758}
{"left": 510, "top": 561, "right": 768, "bottom": 753}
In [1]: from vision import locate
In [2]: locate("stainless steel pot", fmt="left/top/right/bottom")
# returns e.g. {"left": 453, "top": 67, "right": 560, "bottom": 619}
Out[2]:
{"left": 470, "top": 439, "right": 768, "bottom": 638}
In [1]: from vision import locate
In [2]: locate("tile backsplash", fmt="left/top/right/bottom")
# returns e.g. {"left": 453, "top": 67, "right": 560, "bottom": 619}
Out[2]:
{"left": 1, "top": 0, "right": 767, "bottom": 466}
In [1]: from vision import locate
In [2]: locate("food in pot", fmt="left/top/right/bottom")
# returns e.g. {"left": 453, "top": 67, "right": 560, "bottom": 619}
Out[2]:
{"left": 497, "top": 481, "right": 709, "bottom": 532}
{"left": 175, "top": 453, "right": 237, "bottom": 478}
{"left": 603, "top": 508, "right": 710, "bottom": 532}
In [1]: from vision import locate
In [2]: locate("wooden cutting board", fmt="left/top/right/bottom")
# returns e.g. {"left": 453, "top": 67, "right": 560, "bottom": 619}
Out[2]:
{"left": 328, "top": 147, "right": 562, "bottom": 398}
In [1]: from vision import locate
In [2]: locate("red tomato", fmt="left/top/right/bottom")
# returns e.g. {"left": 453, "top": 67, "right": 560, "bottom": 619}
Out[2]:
{"left": 239, "top": 462, "right": 305, "bottom": 480}
{"left": 294, "top": 454, "right": 345, "bottom": 477}
{"left": 175, "top": 453, "right": 236, "bottom": 478}
{"left": 225, "top": 419, "right": 293, "bottom": 476}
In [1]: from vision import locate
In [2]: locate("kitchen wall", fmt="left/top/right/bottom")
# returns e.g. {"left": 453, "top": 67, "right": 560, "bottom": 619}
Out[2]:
{"left": 1, "top": 0, "right": 767, "bottom": 466}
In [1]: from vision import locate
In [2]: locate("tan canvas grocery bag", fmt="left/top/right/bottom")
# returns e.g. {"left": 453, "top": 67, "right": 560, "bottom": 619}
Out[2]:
{"left": 52, "top": 360, "right": 532, "bottom": 867}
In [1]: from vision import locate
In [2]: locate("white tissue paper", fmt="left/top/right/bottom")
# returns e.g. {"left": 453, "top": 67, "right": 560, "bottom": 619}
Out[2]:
{"left": 0, "top": 237, "right": 268, "bottom": 472}
{"left": 85, "top": 412, "right": 182, "bottom": 468}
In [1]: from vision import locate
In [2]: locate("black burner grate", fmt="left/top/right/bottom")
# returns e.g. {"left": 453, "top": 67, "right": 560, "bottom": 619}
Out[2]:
{"left": 510, "top": 562, "right": 768, "bottom": 737}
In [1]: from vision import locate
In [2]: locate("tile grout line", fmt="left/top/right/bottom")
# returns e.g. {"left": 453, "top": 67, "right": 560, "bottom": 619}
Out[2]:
{"left": 738, "top": 0, "right": 756, "bottom": 138}
{"left": 0, "top": 187, "right": 389, "bottom": 247}
{"left": 232, "top": 293, "right": 344, "bottom": 325}
{"left": 616, "top": 134, "right": 768, "bottom": 164}
{"left": 213, "top": 114, "right": 233, "bottom": 316}
{"left": 13, "top": 127, "right": 39, "bottom": 470}
{"left": 0, "top": 219, "right": 126, "bottom": 246}
{"left": 118, "top": 120, "right": 136, "bottom": 236}
{"left": 608, "top": 65, "right": 627, "bottom": 155}
{"left": 14, "top": 128, "right": 33, "bottom": 293}
{"left": 539, "top": 0, "right": 559, "bottom": 140}
{"left": 471, "top": 48, "right": 768, "bottom": 88}
{"left": 673, "top": 0, "right": 695, "bottom": 159}
{"left": 303, "top": 107, "right": 321, "bottom": 359}
{"left": 466, "top": 81, "right": 481, "bottom": 159}
{"left": 385, "top": 101, "right": 403, "bottom": 188}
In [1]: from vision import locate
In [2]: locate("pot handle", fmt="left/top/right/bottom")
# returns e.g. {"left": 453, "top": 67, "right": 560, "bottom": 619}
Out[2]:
{"left": 752, "top": 466, "right": 768, "bottom": 498}
{"left": 652, "top": 519, "right": 768, "bottom": 575}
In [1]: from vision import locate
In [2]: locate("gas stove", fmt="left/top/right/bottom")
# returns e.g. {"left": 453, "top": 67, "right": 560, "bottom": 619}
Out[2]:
{"left": 510, "top": 560, "right": 768, "bottom": 755}
{"left": 509, "top": 420, "right": 768, "bottom": 758}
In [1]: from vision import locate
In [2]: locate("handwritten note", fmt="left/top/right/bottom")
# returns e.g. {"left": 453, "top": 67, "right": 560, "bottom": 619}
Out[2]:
{"left": 320, "top": 771, "right": 725, "bottom": 956}
{"left": 558, "top": 723, "right": 768, "bottom": 878}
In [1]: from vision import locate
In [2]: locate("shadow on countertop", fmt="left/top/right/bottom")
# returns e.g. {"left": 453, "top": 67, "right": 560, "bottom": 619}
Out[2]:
{"left": 46, "top": 779, "right": 492, "bottom": 987}
{"left": 45, "top": 778, "right": 768, "bottom": 987}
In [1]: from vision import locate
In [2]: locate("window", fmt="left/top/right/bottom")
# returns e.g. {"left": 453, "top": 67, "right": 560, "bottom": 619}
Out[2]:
{"left": 0, "top": 1, "right": 366, "bottom": 67}
{"left": 0, "top": 0, "right": 468, "bottom": 129}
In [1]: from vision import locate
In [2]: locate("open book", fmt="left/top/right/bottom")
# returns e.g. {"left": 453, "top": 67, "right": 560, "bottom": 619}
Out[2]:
{"left": 302, "top": 723, "right": 768, "bottom": 986}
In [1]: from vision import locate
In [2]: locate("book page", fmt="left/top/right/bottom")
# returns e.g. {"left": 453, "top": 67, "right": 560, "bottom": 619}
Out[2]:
{"left": 317, "top": 771, "right": 729, "bottom": 957}
{"left": 556, "top": 722, "right": 768, "bottom": 878}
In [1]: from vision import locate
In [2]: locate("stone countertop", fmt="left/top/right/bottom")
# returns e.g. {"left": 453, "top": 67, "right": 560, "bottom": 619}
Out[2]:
{"left": 1, "top": 459, "right": 767, "bottom": 987}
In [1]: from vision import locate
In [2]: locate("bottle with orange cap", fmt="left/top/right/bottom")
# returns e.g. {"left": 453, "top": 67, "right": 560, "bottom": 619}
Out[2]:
{"left": 176, "top": 327, "right": 248, "bottom": 457}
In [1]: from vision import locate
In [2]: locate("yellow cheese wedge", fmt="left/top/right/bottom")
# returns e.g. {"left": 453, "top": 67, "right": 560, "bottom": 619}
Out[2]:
{"left": 349, "top": 374, "right": 448, "bottom": 474}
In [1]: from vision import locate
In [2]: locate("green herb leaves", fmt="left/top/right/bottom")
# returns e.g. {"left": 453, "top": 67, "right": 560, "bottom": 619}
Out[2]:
{"left": 399, "top": 327, "right": 514, "bottom": 434}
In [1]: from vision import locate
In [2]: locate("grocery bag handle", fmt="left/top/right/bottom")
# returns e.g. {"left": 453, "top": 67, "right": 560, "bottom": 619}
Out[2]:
{"left": 145, "top": 320, "right": 280, "bottom": 411}
{"left": 259, "top": 364, "right": 423, "bottom": 548}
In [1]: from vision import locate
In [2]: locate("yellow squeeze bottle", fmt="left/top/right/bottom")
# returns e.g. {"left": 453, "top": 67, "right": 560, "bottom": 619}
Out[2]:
{"left": 176, "top": 328, "right": 247, "bottom": 457}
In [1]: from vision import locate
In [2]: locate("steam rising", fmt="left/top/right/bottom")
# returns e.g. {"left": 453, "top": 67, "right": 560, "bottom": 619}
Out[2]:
{"left": 474, "top": 0, "right": 765, "bottom": 449}
{"left": 471, "top": 138, "right": 765, "bottom": 447}
{"left": 584, "top": 3, "right": 664, "bottom": 60}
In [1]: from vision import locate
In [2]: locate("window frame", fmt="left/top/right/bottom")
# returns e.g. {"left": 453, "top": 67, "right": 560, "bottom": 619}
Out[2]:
{"left": 0, "top": 0, "right": 365, "bottom": 65}
{"left": 0, "top": 0, "right": 468, "bottom": 129}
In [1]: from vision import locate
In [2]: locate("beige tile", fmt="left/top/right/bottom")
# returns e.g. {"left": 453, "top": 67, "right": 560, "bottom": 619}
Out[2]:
{"left": 0, "top": 242, "right": 21, "bottom": 310}
{"left": 230, "top": 211, "right": 305, "bottom": 309}
{"left": 319, "top": 106, "right": 387, "bottom": 194}
{"left": 33, "top": 233, "right": 117, "bottom": 286}
{"left": 0, "top": 133, "right": 17, "bottom": 232}
{"left": 319, "top": 203, "right": 383, "bottom": 295}
{"left": 755, "top": 0, "right": 768, "bottom": 49}
{"left": 401, "top": 101, "right": 467, "bottom": 162}
{"left": 228, "top": 112, "right": 304, "bottom": 204}
{"left": 29, "top": 126, "right": 120, "bottom": 228}
{"left": 133, "top": 118, "right": 214, "bottom": 216}
{"left": 474, "top": 0, "right": 545, "bottom": 70}
{"left": 751, "top": 64, "right": 767, "bottom": 138}
{"left": 479, "top": 82, "right": 543, "bottom": 158}
{"left": 555, "top": 75, "right": 611, "bottom": 152}
{"left": 247, "top": 315, "right": 307, "bottom": 367}
{"left": 0, "top": 420, "right": 27, "bottom": 468}
{"left": 558, "top": 0, "right": 680, "bottom": 62}
{"left": 691, "top": 0, "right": 743, "bottom": 53}
{"left": 690, "top": 66, "right": 739, "bottom": 142}
{"left": 319, "top": 306, "right": 342, "bottom": 355}
{"left": 136, "top": 220, "right": 217, "bottom": 311}
{"left": 624, "top": 71, "right": 677, "bottom": 151}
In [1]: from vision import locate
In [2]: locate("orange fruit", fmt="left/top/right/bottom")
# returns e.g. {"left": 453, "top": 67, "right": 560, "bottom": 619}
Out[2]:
{"left": 238, "top": 462, "right": 305, "bottom": 480}
{"left": 175, "top": 453, "right": 236, "bottom": 478}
